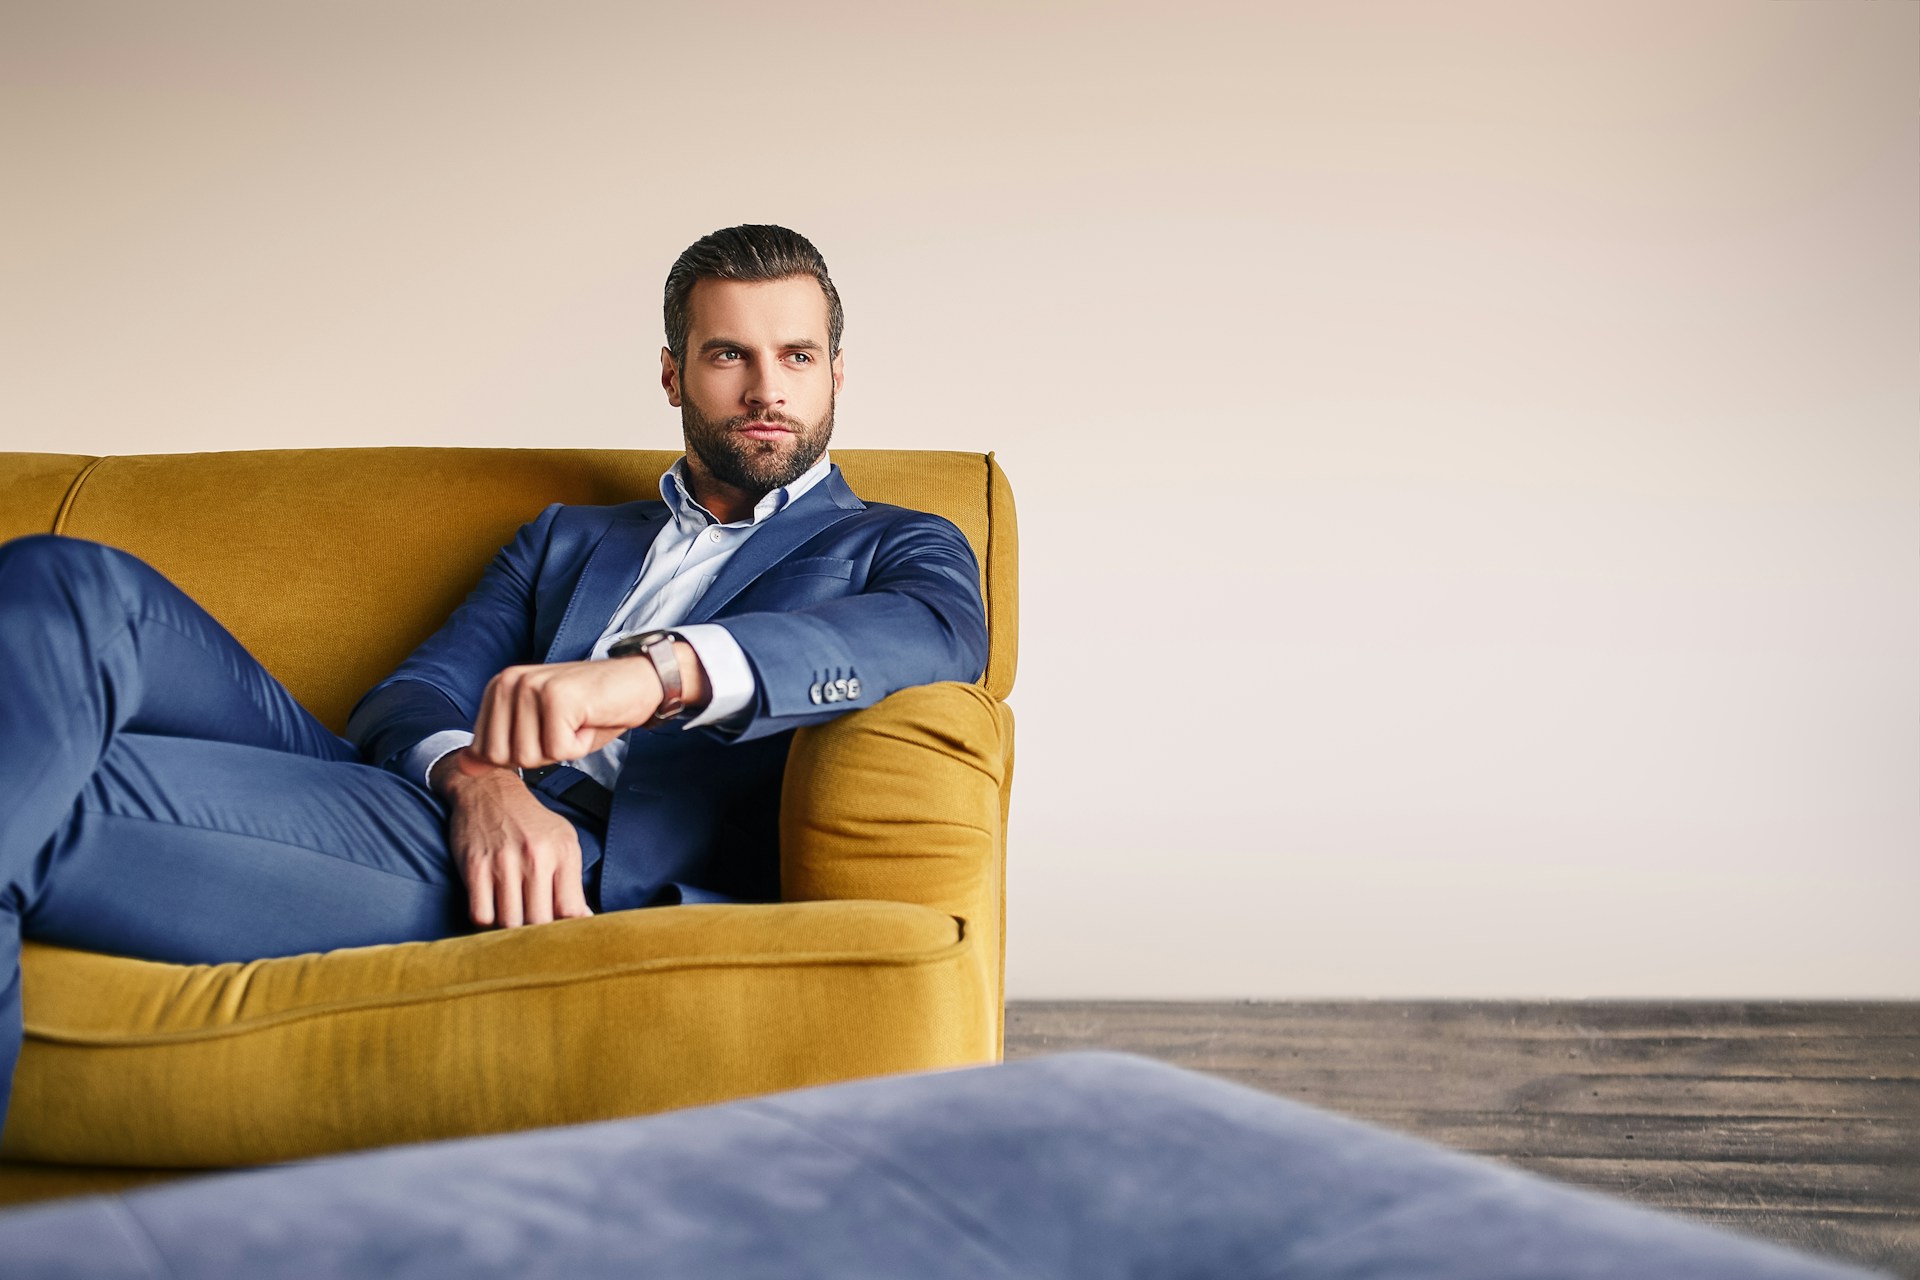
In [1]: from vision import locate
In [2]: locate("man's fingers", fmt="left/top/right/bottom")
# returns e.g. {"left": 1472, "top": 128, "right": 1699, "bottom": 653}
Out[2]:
{"left": 556, "top": 871, "right": 591, "bottom": 921}
{"left": 446, "top": 766, "right": 594, "bottom": 931}
{"left": 475, "top": 667, "right": 545, "bottom": 767}
{"left": 554, "top": 835, "right": 592, "bottom": 919}
{"left": 537, "top": 673, "right": 605, "bottom": 765}
{"left": 472, "top": 678, "right": 498, "bottom": 763}
{"left": 543, "top": 711, "right": 584, "bottom": 769}
{"left": 474, "top": 661, "right": 657, "bottom": 768}
{"left": 476, "top": 672, "right": 511, "bottom": 765}
{"left": 513, "top": 676, "right": 546, "bottom": 768}
{"left": 468, "top": 870, "right": 496, "bottom": 929}
{"left": 493, "top": 849, "right": 525, "bottom": 928}
{"left": 524, "top": 854, "right": 555, "bottom": 926}
{"left": 556, "top": 871, "right": 593, "bottom": 919}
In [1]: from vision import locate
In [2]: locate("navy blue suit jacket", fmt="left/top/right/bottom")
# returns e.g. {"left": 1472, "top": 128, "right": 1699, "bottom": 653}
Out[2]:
{"left": 346, "top": 465, "right": 988, "bottom": 909}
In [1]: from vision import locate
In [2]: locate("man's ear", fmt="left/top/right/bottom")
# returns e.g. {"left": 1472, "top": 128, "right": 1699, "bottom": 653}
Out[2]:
{"left": 661, "top": 347, "right": 682, "bottom": 407}
{"left": 831, "top": 349, "right": 846, "bottom": 397}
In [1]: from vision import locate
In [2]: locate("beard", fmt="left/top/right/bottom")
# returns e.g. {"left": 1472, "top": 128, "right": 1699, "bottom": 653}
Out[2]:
{"left": 681, "top": 393, "right": 835, "bottom": 496}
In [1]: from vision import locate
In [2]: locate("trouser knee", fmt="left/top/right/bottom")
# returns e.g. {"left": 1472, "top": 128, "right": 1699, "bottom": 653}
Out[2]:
{"left": 0, "top": 533, "right": 114, "bottom": 579}
{"left": 0, "top": 535, "right": 139, "bottom": 613}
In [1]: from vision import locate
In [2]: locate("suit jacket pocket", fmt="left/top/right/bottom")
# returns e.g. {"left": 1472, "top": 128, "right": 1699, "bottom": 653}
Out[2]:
{"left": 752, "top": 556, "right": 855, "bottom": 584}
{"left": 731, "top": 556, "right": 857, "bottom": 611}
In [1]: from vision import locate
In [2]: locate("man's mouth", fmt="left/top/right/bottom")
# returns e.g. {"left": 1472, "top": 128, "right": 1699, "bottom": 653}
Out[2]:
{"left": 737, "top": 421, "right": 793, "bottom": 441}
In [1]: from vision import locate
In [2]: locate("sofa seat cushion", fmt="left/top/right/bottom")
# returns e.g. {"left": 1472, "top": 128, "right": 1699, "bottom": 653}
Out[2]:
{"left": 5, "top": 900, "right": 988, "bottom": 1169}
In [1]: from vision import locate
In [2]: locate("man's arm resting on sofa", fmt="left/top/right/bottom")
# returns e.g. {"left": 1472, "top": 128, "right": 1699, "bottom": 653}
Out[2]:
{"left": 431, "top": 511, "right": 987, "bottom": 760}
{"left": 716, "top": 512, "right": 990, "bottom": 744}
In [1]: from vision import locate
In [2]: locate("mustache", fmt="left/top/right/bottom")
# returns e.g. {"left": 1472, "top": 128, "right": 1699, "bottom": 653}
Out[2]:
{"left": 727, "top": 412, "right": 802, "bottom": 431}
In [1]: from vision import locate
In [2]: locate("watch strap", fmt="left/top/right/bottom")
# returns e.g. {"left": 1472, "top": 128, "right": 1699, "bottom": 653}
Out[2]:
{"left": 610, "top": 629, "right": 685, "bottom": 727}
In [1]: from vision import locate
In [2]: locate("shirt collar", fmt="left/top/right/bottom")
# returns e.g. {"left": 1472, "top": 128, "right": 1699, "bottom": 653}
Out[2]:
{"left": 660, "top": 449, "right": 834, "bottom": 531}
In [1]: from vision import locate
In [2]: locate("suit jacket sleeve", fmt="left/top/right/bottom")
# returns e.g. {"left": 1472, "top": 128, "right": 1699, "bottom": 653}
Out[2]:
{"left": 345, "top": 503, "right": 563, "bottom": 773}
{"left": 712, "top": 510, "right": 989, "bottom": 744}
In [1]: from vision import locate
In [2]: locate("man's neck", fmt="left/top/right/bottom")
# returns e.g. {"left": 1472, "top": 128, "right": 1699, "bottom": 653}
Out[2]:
{"left": 675, "top": 450, "right": 833, "bottom": 526}
{"left": 682, "top": 470, "right": 762, "bottom": 525}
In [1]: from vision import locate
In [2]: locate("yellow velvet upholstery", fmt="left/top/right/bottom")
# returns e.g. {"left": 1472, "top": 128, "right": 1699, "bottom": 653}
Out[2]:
{"left": 0, "top": 448, "right": 1016, "bottom": 1204}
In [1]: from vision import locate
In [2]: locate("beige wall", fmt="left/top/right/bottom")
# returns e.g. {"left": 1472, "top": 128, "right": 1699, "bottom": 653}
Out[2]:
{"left": 3, "top": 1, "right": 1914, "bottom": 996}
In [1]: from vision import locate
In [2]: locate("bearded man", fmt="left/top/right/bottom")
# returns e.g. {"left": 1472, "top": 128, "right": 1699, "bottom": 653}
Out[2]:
{"left": 0, "top": 224, "right": 988, "bottom": 1128}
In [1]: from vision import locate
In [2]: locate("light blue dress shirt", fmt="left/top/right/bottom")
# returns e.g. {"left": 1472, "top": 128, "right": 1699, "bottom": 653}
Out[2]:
{"left": 402, "top": 451, "right": 835, "bottom": 794}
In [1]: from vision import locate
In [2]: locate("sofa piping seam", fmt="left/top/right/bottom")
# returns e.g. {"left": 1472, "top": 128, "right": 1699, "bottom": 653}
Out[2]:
{"left": 808, "top": 817, "right": 994, "bottom": 840}
{"left": 23, "top": 933, "right": 975, "bottom": 1048}
{"left": 49, "top": 457, "right": 106, "bottom": 534}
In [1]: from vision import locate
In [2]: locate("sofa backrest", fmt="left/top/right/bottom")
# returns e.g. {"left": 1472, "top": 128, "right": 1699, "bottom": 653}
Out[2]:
{"left": 1, "top": 448, "right": 1017, "bottom": 733}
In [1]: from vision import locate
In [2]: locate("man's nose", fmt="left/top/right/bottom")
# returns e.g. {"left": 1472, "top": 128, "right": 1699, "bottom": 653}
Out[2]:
{"left": 742, "top": 365, "right": 786, "bottom": 408}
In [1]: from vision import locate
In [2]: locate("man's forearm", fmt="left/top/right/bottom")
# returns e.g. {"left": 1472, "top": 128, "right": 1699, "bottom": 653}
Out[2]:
{"left": 461, "top": 640, "right": 716, "bottom": 772}
{"left": 417, "top": 640, "right": 718, "bottom": 799}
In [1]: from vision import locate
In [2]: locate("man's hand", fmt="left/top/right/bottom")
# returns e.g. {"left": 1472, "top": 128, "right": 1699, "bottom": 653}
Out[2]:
{"left": 433, "top": 749, "right": 592, "bottom": 928}
{"left": 468, "top": 644, "right": 711, "bottom": 771}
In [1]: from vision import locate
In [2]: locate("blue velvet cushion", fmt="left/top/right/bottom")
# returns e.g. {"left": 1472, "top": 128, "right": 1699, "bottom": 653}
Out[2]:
{"left": 0, "top": 1051, "right": 1879, "bottom": 1279}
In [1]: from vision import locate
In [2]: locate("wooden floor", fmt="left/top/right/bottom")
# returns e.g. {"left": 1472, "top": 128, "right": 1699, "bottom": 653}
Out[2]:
{"left": 1005, "top": 1001, "right": 1920, "bottom": 1277}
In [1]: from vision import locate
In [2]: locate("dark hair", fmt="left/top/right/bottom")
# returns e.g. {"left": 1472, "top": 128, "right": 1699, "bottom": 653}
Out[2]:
{"left": 663, "top": 224, "right": 843, "bottom": 366}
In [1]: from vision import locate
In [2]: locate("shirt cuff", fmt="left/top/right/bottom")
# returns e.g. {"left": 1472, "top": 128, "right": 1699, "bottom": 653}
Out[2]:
{"left": 402, "top": 730, "right": 474, "bottom": 792}
{"left": 672, "top": 623, "right": 756, "bottom": 730}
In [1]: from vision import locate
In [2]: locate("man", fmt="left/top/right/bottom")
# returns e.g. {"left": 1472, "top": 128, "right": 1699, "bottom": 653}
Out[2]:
{"left": 0, "top": 224, "right": 989, "bottom": 1130}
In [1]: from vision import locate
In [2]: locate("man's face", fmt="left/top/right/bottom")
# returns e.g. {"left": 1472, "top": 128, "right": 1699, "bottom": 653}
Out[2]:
{"left": 663, "top": 275, "right": 845, "bottom": 499}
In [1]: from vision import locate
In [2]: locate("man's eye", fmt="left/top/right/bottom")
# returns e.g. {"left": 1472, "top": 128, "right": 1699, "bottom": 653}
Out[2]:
{"left": 717, "top": 350, "right": 741, "bottom": 361}
{"left": 790, "top": 352, "right": 812, "bottom": 364}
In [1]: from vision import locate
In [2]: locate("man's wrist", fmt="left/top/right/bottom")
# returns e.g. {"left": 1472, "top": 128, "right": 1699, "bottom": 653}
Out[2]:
{"left": 430, "top": 747, "right": 520, "bottom": 800}
{"left": 608, "top": 634, "right": 712, "bottom": 723}
{"left": 670, "top": 639, "right": 712, "bottom": 714}
{"left": 672, "top": 623, "right": 755, "bottom": 730}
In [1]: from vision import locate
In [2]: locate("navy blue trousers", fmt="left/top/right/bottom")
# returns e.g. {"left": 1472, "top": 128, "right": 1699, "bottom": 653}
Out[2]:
{"left": 0, "top": 535, "right": 602, "bottom": 1135}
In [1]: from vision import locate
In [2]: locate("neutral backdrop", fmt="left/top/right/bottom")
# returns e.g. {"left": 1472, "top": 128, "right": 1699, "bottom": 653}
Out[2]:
{"left": 3, "top": 0, "right": 1914, "bottom": 997}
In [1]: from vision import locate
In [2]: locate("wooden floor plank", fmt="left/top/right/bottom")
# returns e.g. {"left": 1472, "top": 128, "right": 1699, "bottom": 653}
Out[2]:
{"left": 1005, "top": 1000, "right": 1920, "bottom": 1277}
{"left": 1384, "top": 1112, "right": 1920, "bottom": 1165}
{"left": 1505, "top": 1155, "right": 1915, "bottom": 1207}
{"left": 1010, "top": 999, "right": 1920, "bottom": 1035}
{"left": 1682, "top": 1211, "right": 1920, "bottom": 1275}
{"left": 1058, "top": 1059, "right": 1916, "bottom": 1119}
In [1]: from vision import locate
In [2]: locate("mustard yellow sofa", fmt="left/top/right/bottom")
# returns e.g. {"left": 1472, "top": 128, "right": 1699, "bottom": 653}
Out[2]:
{"left": 0, "top": 447, "right": 1017, "bottom": 1205}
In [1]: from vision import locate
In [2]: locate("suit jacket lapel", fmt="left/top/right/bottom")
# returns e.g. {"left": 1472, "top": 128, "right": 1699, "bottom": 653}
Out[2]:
{"left": 682, "top": 466, "right": 865, "bottom": 624}
{"left": 542, "top": 506, "right": 670, "bottom": 663}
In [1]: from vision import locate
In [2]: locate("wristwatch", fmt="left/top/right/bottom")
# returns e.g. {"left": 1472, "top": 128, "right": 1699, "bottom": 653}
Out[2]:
{"left": 608, "top": 629, "right": 685, "bottom": 727}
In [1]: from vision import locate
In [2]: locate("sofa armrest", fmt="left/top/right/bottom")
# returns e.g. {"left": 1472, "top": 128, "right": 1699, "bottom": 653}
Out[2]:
{"left": 780, "top": 681, "right": 1014, "bottom": 1055}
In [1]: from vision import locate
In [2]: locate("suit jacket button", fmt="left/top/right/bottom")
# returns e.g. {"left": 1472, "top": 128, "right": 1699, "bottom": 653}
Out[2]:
{"left": 823, "top": 682, "right": 842, "bottom": 703}
{"left": 809, "top": 682, "right": 824, "bottom": 705}
{"left": 846, "top": 676, "right": 861, "bottom": 699}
